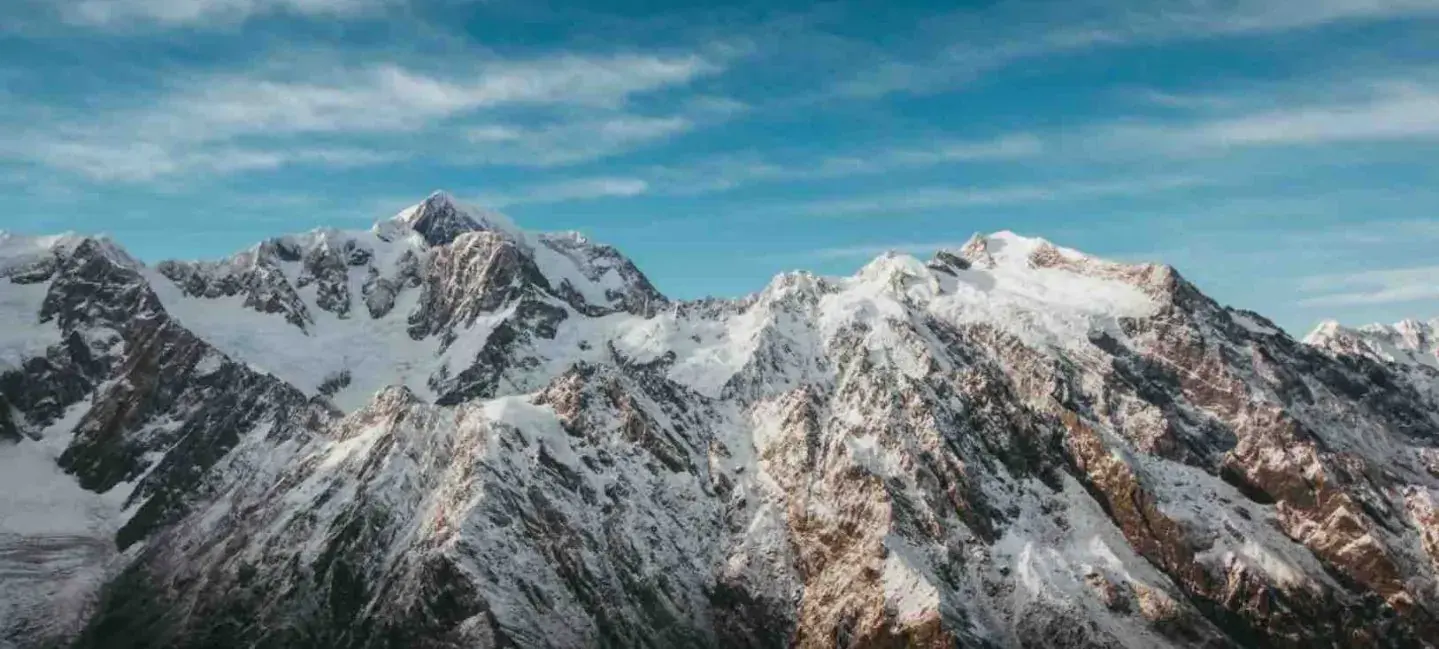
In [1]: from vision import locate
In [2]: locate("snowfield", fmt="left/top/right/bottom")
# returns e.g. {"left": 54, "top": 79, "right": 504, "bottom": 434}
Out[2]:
{"left": 4, "top": 193, "right": 1439, "bottom": 648}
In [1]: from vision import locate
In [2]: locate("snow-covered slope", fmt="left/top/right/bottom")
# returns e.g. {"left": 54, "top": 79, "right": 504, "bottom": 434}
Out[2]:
{"left": 146, "top": 191, "right": 665, "bottom": 412}
{"left": 1306, "top": 317, "right": 1439, "bottom": 371}
{"left": 5, "top": 193, "right": 1439, "bottom": 648}
{"left": 0, "top": 233, "right": 332, "bottom": 647}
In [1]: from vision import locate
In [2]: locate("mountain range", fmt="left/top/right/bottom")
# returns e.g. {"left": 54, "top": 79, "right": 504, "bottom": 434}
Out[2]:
{"left": 2, "top": 191, "right": 1438, "bottom": 649}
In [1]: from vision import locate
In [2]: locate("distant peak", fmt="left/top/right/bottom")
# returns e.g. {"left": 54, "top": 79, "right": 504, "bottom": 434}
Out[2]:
{"left": 375, "top": 191, "right": 525, "bottom": 247}
{"left": 855, "top": 250, "right": 930, "bottom": 284}
{"left": 956, "top": 233, "right": 995, "bottom": 268}
{"left": 1395, "top": 318, "right": 1431, "bottom": 335}
{"left": 406, "top": 192, "right": 481, "bottom": 247}
{"left": 422, "top": 190, "right": 457, "bottom": 209}
{"left": 1303, "top": 319, "right": 1346, "bottom": 344}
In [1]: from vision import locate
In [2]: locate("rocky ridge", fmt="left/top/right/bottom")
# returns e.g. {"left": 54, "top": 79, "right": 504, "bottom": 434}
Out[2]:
{"left": 1305, "top": 317, "right": 1439, "bottom": 371}
{"left": 1, "top": 194, "right": 1438, "bottom": 648}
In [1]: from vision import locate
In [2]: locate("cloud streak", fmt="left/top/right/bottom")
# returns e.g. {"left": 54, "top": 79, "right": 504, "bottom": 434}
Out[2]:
{"left": 22, "top": 142, "right": 401, "bottom": 182}
{"left": 157, "top": 56, "right": 715, "bottom": 139}
{"left": 478, "top": 177, "right": 650, "bottom": 207}
{"left": 792, "top": 175, "right": 1209, "bottom": 217}
{"left": 1298, "top": 265, "right": 1439, "bottom": 306}
{"left": 62, "top": 0, "right": 388, "bottom": 27}
{"left": 643, "top": 133, "right": 1043, "bottom": 194}
{"left": 835, "top": 0, "right": 1439, "bottom": 99}
{"left": 464, "top": 116, "right": 694, "bottom": 167}
{"left": 1098, "top": 84, "right": 1439, "bottom": 151}
{"left": 5, "top": 53, "right": 720, "bottom": 182}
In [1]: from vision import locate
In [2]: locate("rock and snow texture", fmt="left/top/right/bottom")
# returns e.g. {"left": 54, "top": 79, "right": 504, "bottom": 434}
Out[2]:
{"left": 1306, "top": 317, "right": 1439, "bottom": 371}
{"left": 4, "top": 193, "right": 1439, "bottom": 648}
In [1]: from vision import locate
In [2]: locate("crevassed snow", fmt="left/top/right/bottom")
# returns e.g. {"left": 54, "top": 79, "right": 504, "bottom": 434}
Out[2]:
{"left": 0, "top": 401, "right": 133, "bottom": 643}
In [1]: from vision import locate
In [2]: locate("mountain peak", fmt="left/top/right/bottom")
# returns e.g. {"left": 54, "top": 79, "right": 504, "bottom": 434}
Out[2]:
{"left": 0, "top": 231, "right": 140, "bottom": 275}
{"left": 423, "top": 189, "right": 457, "bottom": 207}
{"left": 1306, "top": 315, "right": 1439, "bottom": 370}
{"left": 399, "top": 191, "right": 483, "bottom": 247}
{"left": 1304, "top": 318, "right": 1345, "bottom": 342}
{"left": 11, "top": 209, "right": 1439, "bottom": 647}
{"left": 374, "top": 190, "right": 524, "bottom": 247}
{"left": 954, "top": 232, "right": 996, "bottom": 268}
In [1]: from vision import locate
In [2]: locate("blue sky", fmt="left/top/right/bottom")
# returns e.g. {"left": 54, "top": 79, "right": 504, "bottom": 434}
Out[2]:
{"left": 2, "top": 0, "right": 1437, "bottom": 334}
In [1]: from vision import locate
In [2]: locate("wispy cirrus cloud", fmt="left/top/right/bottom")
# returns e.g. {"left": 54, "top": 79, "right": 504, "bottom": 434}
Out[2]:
{"left": 464, "top": 115, "right": 695, "bottom": 167}
{"left": 476, "top": 177, "right": 650, "bottom": 207}
{"left": 1097, "top": 83, "right": 1439, "bottom": 151}
{"left": 643, "top": 133, "right": 1043, "bottom": 194}
{"left": 834, "top": 0, "right": 1439, "bottom": 99}
{"left": 61, "top": 0, "right": 389, "bottom": 27}
{"left": 24, "top": 142, "right": 401, "bottom": 183}
{"left": 4, "top": 53, "right": 721, "bottom": 182}
{"left": 1159, "top": 0, "right": 1439, "bottom": 35}
{"left": 1298, "top": 265, "right": 1439, "bottom": 306}
{"left": 790, "top": 174, "right": 1208, "bottom": 217}
{"left": 1175, "top": 85, "right": 1439, "bottom": 147}
{"left": 148, "top": 55, "right": 716, "bottom": 138}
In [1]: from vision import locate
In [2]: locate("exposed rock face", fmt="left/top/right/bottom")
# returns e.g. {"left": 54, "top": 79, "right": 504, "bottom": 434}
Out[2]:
{"left": 1306, "top": 318, "right": 1439, "bottom": 371}
{"left": 3, "top": 204, "right": 1439, "bottom": 649}
{"left": 0, "top": 235, "right": 333, "bottom": 645}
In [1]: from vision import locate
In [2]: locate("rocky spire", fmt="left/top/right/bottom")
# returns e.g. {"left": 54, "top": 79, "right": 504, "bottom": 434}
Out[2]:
{"left": 399, "top": 191, "right": 484, "bottom": 247}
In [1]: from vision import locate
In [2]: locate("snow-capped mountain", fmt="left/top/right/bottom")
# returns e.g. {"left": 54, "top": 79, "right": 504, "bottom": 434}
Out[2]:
{"left": 4, "top": 192, "right": 1439, "bottom": 648}
{"left": 1306, "top": 317, "right": 1439, "bottom": 372}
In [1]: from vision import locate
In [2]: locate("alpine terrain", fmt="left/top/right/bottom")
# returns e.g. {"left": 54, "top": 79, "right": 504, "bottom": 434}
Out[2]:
{"left": 3, "top": 191, "right": 1439, "bottom": 649}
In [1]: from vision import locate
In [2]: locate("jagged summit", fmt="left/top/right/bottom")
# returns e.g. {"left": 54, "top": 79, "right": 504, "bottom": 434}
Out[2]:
{"left": 8, "top": 199, "right": 1439, "bottom": 649}
{"left": 1306, "top": 315, "right": 1439, "bottom": 370}
{"left": 0, "top": 231, "right": 141, "bottom": 274}
{"left": 395, "top": 190, "right": 483, "bottom": 246}
{"left": 376, "top": 190, "right": 524, "bottom": 247}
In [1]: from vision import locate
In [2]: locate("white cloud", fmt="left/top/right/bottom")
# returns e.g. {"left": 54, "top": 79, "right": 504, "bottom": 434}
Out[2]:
{"left": 20, "top": 141, "right": 399, "bottom": 182}
{"left": 643, "top": 133, "right": 1043, "bottom": 195}
{"left": 8, "top": 53, "right": 717, "bottom": 182}
{"left": 1172, "top": 86, "right": 1439, "bottom": 148}
{"left": 1298, "top": 265, "right": 1439, "bottom": 306}
{"left": 62, "top": 0, "right": 386, "bottom": 27}
{"left": 815, "top": 133, "right": 1043, "bottom": 174}
{"left": 155, "top": 56, "right": 713, "bottom": 141}
{"left": 836, "top": 0, "right": 1439, "bottom": 98}
{"left": 1015, "top": 75, "right": 1439, "bottom": 161}
{"left": 478, "top": 177, "right": 651, "bottom": 207}
{"left": 1131, "top": 89, "right": 1244, "bottom": 111}
{"left": 1175, "top": 0, "right": 1439, "bottom": 35}
{"left": 793, "top": 175, "right": 1207, "bottom": 217}
{"left": 463, "top": 115, "right": 694, "bottom": 166}
{"left": 682, "top": 95, "right": 750, "bottom": 117}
